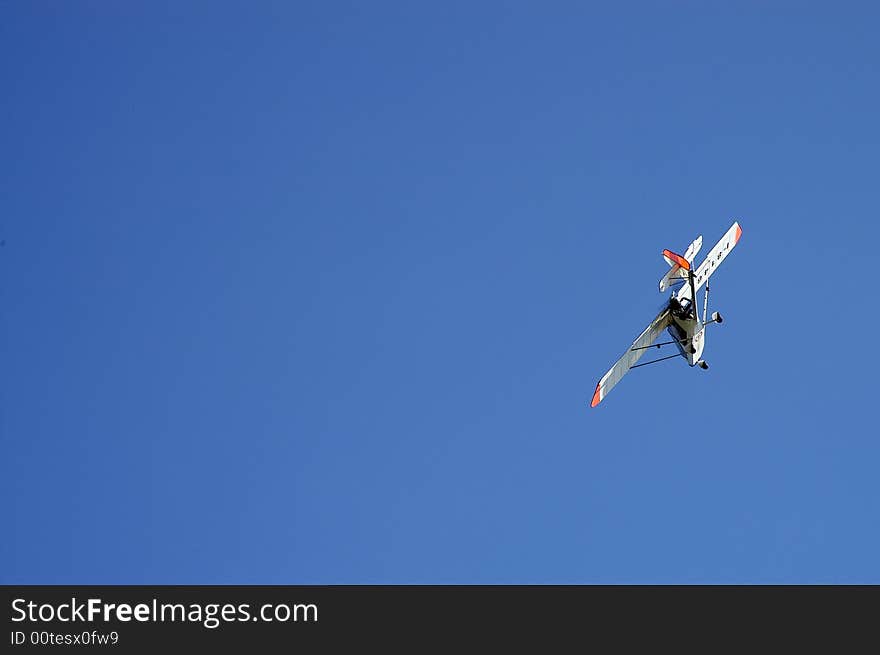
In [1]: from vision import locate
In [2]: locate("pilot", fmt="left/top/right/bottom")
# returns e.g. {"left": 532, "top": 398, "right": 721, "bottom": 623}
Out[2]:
{"left": 670, "top": 296, "right": 694, "bottom": 319}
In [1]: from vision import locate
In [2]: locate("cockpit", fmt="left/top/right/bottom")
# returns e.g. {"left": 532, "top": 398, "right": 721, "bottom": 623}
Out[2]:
{"left": 670, "top": 295, "right": 696, "bottom": 320}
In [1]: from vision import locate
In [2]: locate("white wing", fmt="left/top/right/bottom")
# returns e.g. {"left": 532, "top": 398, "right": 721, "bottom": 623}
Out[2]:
{"left": 590, "top": 307, "right": 672, "bottom": 407}
{"left": 677, "top": 221, "right": 742, "bottom": 302}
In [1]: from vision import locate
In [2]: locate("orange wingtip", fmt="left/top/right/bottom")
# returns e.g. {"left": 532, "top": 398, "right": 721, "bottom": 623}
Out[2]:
{"left": 662, "top": 249, "right": 690, "bottom": 271}
{"left": 735, "top": 223, "right": 742, "bottom": 243}
{"left": 590, "top": 383, "right": 602, "bottom": 407}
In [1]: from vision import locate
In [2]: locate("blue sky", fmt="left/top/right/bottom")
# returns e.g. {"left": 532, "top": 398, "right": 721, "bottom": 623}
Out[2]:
{"left": 3, "top": 3, "right": 879, "bottom": 583}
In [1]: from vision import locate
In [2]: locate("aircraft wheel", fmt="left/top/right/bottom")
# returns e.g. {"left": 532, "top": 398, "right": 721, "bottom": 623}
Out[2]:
{"left": 712, "top": 311, "right": 723, "bottom": 324}
{"left": 698, "top": 360, "right": 709, "bottom": 370}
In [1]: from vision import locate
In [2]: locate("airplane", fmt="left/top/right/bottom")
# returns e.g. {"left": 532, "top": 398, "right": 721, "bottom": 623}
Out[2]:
{"left": 590, "top": 221, "right": 742, "bottom": 407}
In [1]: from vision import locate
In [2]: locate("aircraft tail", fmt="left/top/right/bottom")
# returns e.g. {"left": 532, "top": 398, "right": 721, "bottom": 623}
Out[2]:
{"left": 662, "top": 249, "right": 690, "bottom": 270}
{"left": 658, "top": 235, "right": 702, "bottom": 292}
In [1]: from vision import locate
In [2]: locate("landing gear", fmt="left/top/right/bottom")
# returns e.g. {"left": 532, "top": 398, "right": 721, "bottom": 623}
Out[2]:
{"left": 698, "top": 360, "right": 709, "bottom": 370}
{"left": 711, "top": 311, "right": 723, "bottom": 324}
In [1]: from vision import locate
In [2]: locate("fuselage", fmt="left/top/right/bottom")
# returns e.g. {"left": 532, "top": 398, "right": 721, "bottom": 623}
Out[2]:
{"left": 667, "top": 295, "right": 704, "bottom": 366}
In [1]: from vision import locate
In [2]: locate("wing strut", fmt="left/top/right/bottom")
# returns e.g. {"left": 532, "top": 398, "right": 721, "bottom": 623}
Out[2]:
{"left": 629, "top": 352, "right": 681, "bottom": 369}
{"left": 630, "top": 337, "right": 690, "bottom": 351}
{"left": 702, "top": 279, "right": 710, "bottom": 325}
